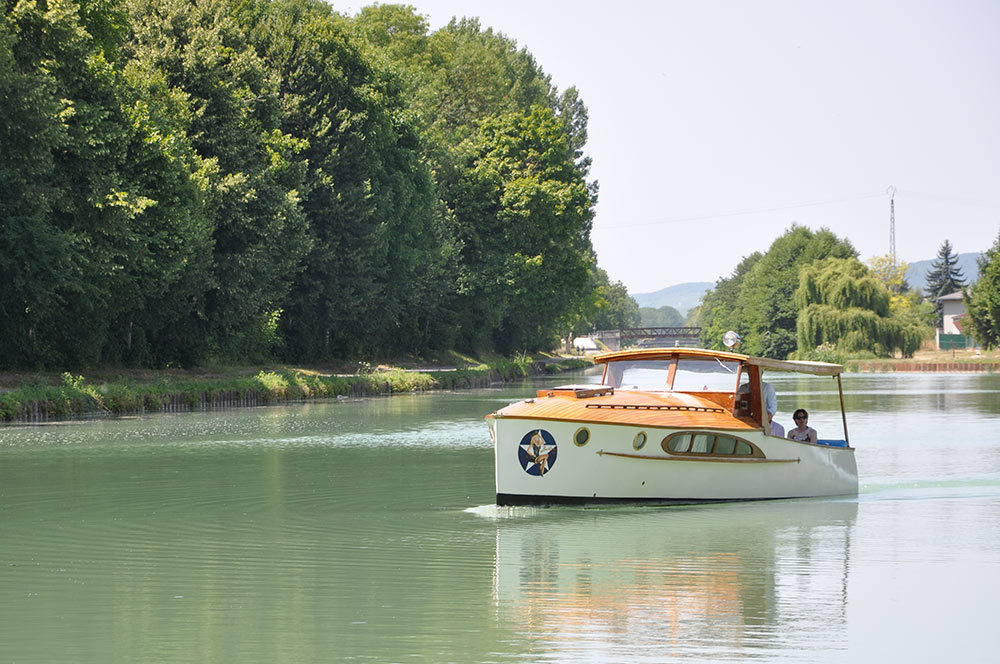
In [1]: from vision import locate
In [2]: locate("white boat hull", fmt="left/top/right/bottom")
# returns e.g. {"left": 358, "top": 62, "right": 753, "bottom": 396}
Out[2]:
{"left": 493, "top": 418, "right": 858, "bottom": 505}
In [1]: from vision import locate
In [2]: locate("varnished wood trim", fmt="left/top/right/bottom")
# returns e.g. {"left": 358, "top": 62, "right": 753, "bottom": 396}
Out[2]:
{"left": 597, "top": 449, "right": 800, "bottom": 463}
{"left": 586, "top": 403, "right": 726, "bottom": 413}
{"left": 666, "top": 354, "right": 678, "bottom": 389}
{"left": 494, "top": 414, "right": 761, "bottom": 431}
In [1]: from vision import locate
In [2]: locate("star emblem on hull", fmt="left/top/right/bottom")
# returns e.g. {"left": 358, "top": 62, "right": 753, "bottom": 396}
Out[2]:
{"left": 517, "top": 429, "right": 558, "bottom": 476}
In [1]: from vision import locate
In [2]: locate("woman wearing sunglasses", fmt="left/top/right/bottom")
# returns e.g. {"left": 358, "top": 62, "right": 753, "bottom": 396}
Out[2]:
{"left": 788, "top": 408, "right": 818, "bottom": 443}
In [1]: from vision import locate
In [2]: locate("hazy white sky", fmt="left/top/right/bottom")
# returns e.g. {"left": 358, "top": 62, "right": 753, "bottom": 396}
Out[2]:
{"left": 342, "top": 0, "right": 1000, "bottom": 294}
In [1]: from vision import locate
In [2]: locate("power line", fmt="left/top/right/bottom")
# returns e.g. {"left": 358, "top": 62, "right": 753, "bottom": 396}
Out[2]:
{"left": 896, "top": 189, "right": 1000, "bottom": 209}
{"left": 594, "top": 191, "right": 885, "bottom": 230}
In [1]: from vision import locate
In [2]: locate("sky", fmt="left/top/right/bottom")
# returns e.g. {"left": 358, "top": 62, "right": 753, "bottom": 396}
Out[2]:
{"left": 339, "top": 0, "right": 1000, "bottom": 294}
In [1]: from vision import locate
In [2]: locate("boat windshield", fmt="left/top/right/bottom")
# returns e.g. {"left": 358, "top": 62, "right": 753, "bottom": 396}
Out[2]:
{"left": 603, "top": 357, "right": 741, "bottom": 392}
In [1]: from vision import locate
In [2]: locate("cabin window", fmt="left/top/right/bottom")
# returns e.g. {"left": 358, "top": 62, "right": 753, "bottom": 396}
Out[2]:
{"left": 691, "top": 434, "right": 714, "bottom": 454}
{"left": 602, "top": 360, "right": 671, "bottom": 390}
{"left": 714, "top": 437, "right": 737, "bottom": 455}
{"left": 633, "top": 431, "right": 647, "bottom": 450}
{"left": 665, "top": 435, "right": 690, "bottom": 453}
{"left": 671, "top": 359, "right": 741, "bottom": 392}
{"left": 574, "top": 427, "right": 590, "bottom": 447}
{"left": 602, "top": 356, "right": 741, "bottom": 392}
{"left": 661, "top": 432, "right": 764, "bottom": 458}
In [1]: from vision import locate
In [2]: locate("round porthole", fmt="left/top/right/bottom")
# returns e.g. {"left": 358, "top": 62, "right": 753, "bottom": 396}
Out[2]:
{"left": 574, "top": 427, "right": 591, "bottom": 447}
{"left": 633, "top": 431, "right": 647, "bottom": 450}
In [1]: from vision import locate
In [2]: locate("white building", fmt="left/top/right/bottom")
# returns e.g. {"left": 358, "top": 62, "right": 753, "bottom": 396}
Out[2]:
{"left": 936, "top": 291, "right": 973, "bottom": 349}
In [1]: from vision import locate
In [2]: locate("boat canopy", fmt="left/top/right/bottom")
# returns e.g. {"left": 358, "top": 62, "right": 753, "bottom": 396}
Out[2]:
{"left": 593, "top": 347, "right": 842, "bottom": 377}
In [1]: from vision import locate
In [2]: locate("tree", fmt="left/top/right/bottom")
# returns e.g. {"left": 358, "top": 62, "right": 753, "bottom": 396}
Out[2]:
{"left": 739, "top": 226, "right": 857, "bottom": 358}
{"left": 697, "top": 226, "right": 856, "bottom": 357}
{"left": 241, "top": 0, "right": 447, "bottom": 359}
{"left": 2, "top": 0, "right": 210, "bottom": 368}
{"left": 350, "top": 7, "right": 599, "bottom": 354}
{"left": 964, "top": 231, "right": 1000, "bottom": 348}
{"left": 867, "top": 254, "right": 935, "bottom": 334}
{"left": 866, "top": 255, "right": 911, "bottom": 296}
{"left": 796, "top": 257, "right": 928, "bottom": 358}
{"left": 639, "top": 306, "right": 685, "bottom": 327}
{"left": 124, "top": 0, "right": 314, "bottom": 363}
{"left": 925, "top": 239, "right": 967, "bottom": 327}
{"left": 0, "top": 5, "right": 76, "bottom": 367}
{"left": 562, "top": 263, "right": 639, "bottom": 342}
{"left": 695, "top": 252, "right": 761, "bottom": 349}
{"left": 449, "top": 106, "right": 595, "bottom": 352}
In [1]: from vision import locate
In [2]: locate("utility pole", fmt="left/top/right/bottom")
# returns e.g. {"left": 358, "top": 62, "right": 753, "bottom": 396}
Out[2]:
{"left": 887, "top": 185, "right": 897, "bottom": 266}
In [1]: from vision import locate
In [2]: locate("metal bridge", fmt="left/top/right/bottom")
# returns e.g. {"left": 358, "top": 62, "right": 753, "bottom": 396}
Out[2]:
{"left": 591, "top": 327, "right": 702, "bottom": 351}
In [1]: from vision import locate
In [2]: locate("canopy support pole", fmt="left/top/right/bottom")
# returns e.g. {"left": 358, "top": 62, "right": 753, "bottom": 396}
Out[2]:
{"left": 837, "top": 374, "right": 849, "bottom": 445}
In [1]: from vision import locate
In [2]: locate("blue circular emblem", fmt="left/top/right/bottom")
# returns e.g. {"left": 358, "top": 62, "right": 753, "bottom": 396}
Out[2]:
{"left": 518, "top": 429, "right": 557, "bottom": 476}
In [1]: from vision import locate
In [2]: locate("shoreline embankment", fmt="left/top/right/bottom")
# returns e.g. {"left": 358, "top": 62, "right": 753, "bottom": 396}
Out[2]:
{"left": 0, "top": 358, "right": 592, "bottom": 424}
{"left": 848, "top": 361, "right": 1000, "bottom": 373}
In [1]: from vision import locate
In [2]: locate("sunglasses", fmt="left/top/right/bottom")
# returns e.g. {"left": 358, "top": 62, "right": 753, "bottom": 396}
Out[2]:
{"left": 794, "top": 415, "right": 807, "bottom": 420}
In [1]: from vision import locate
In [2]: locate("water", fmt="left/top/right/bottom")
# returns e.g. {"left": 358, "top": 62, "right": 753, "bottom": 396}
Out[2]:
{"left": 1, "top": 370, "right": 999, "bottom": 663}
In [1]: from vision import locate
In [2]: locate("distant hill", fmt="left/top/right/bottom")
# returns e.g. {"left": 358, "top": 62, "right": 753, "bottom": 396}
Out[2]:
{"left": 631, "top": 282, "right": 713, "bottom": 314}
{"left": 905, "top": 252, "right": 981, "bottom": 292}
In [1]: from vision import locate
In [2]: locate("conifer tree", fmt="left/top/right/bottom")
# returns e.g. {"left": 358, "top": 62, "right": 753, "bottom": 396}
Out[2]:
{"left": 925, "top": 239, "right": 967, "bottom": 327}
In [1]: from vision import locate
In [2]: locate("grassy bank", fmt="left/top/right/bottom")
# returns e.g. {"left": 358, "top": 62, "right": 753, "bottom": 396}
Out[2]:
{"left": 0, "top": 355, "right": 592, "bottom": 423}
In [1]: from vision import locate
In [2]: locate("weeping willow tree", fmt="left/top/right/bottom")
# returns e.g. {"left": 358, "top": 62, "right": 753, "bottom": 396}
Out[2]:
{"left": 795, "top": 258, "right": 927, "bottom": 357}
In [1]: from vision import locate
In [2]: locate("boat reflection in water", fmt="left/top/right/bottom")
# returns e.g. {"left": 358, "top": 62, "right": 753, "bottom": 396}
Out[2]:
{"left": 491, "top": 499, "right": 858, "bottom": 658}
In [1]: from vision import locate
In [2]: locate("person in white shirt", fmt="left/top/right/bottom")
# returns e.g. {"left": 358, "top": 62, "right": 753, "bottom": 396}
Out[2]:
{"left": 763, "top": 381, "right": 784, "bottom": 436}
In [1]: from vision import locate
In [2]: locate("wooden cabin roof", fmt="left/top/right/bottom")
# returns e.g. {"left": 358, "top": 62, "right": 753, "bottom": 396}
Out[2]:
{"left": 494, "top": 389, "right": 759, "bottom": 431}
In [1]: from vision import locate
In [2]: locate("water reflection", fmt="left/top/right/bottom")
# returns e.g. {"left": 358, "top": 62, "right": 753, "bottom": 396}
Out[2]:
{"left": 491, "top": 500, "right": 858, "bottom": 660}
{"left": 1, "top": 371, "right": 998, "bottom": 663}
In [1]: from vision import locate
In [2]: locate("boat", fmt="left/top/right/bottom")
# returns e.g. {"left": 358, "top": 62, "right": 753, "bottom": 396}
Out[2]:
{"left": 486, "top": 336, "right": 858, "bottom": 506}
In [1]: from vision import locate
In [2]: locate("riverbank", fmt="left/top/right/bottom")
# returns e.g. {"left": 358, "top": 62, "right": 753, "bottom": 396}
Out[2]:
{"left": 844, "top": 348, "right": 1000, "bottom": 373}
{"left": 4, "top": 346, "right": 997, "bottom": 423}
{"left": 0, "top": 353, "right": 593, "bottom": 423}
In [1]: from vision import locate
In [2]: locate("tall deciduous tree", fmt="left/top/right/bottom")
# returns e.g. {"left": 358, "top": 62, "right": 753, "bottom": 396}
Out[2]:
{"left": 562, "top": 263, "right": 639, "bottom": 342}
{"left": 244, "top": 0, "right": 445, "bottom": 359}
{"left": 697, "top": 226, "right": 856, "bottom": 357}
{"left": 964, "top": 231, "right": 1000, "bottom": 348}
{"left": 449, "top": 106, "right": 594, "bottom": 352}
{"left": 640, "top": 306, "right": 685, "bottom": 327}
{"left": 2, "top": 0, "right": 209, "bottom": 368}
{"left": 795, "top": 257, "right": 927, "bottom": 357}
{"left": 124, "top": 0, "right": 312, "bottom": 363}
{"left": 350, "top": 6, "right": 599, "bottom": 353}
{"left": 695, "top": 252, "right": 762, "bottom": 349}
{"left": 0, "top": 4, "right": 75, "bottom": 367}
{"left": 739, "top": 227, "right": 857, "bottom": 358}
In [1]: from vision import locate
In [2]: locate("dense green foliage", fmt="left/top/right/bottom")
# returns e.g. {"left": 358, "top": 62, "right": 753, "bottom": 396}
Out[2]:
{"left": 696, "top": 226, "right": 857, "bottom": 357}
{"left": 639, "top": 305, "right": 685, "bottom": 327}
{"left": 1, "top": 0, "right": 632, "bottom": 369}
{"left": 965, "top": 231, "right": 1000, "bottom": 348}
{"left": 795, "top": 257, "right": 928, "bottom": 358}
{"left": 694, "top": 226, "right": 934, "bottom": 360}
{"left": 925, "top": 239, "right": 967, "bottom": 327}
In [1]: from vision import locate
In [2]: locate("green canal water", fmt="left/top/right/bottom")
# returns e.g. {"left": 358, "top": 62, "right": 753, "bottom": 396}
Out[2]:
{"left": 2, "top": 369, "right": 999, "bottom": 663}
